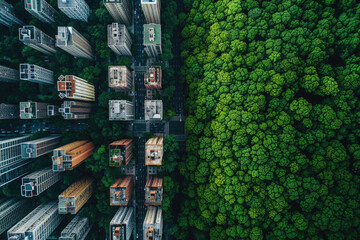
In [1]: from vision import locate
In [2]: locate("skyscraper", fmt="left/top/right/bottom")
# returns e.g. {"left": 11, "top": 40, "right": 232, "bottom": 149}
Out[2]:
{"left": 144, "top": 66, "right": 161, "bottom": 89}
{"left": 145, "top": 137, "right": 163, "bottom": 166}
{"left": 56, "top": 26, "right": 94, "bottom": 60}
{"left": 52, "top": 141, "right": 95, "bottom": 171}
{"left": 109, "top": 100, "right": 134, "bottom": 121}
{"left": 0, "top": 65, "right": 19, "bottom": 83}
{"left": 110, "top": 207, "right": 134, "bottom": 240}
{"left": 21, "top": 167, "right": 63, "bottom": 197}
{"left": 143, "top": 207, "right": 163, "bottom": 240}
{"left": 108, "top": 66, "right": 132, "bottom": 91}
{"left": 19, "top": 25, "right": 57, "bottom": 55}
{"left": 141, "top": 0, "right": 160, "bottom": 24}
{"left": 143, "top": 24, "right": 162, "bottom": 57}
{"left": 0, "top": 104, "right": 19, "bottom": 119}
{"left": 19, "top": 63, "right": 54, "bottom": 85}
{"left": 0, "top": 0, "right": 24, "bottom": 27}
{"left": 104, "top": 0, "right": 132, "bottom": 25}
{"left": 144, "top": 100, "right": 163, "bottom": 120}
{"left": 24, "top": 0, "right": 58, "bottom": 23}
{"left": 109, "top": 139, "right": 134, "bottom": 167}
{"left": 107, "top": 23, "right": 132, "bottom": 56}
{"left": 145, "top": 176, "right": 163, "bottom": 206}
{"left": 0, "top": 135, "right": 32, "bottom": 188}
{"left": 57, "top": 75, "right": 95, "bottom": 101}
{"left": 58, "top": 177, "right": 94, "bottom": 214}
{"left": 59, "top": 101, "right": 92, "bottom": 119}
{"left": 110, "top": 176, "right": 134, "bottom": 206}
{"left": 20, "top": 101, "right": 52, "bottom": 119}
{"left": 59, "top": 214, "right": 92, "bottom": 240}
{"left": 58, "top": 0, "right": 90, "bottom": 22}
{"left": 0, "top": 198, "right": 32, "bottom": 235}
{"left": 7, "top": 201, "right": 64, "bottom": 240}
{"left": 21, "top": 135, "right": 62, "bottom": 158}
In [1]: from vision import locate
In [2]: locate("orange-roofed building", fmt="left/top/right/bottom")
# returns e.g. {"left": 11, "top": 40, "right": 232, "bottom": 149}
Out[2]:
{"left": 57, "top": 75, "right": 95, "bottom": 102}
{"left": 144, "top": 66, "right": 161, "bottom": 89}
{"left": 109, "top": 139, "right": 134, "bottom": 167}
{"left": 144, "top": 176, "right": 163, "bottom": 206}
{"left": 52, "top": 141, "right": 94, "bottom": 172}
{"left": 110, "top": 176, "right": 134, "bottom": 206}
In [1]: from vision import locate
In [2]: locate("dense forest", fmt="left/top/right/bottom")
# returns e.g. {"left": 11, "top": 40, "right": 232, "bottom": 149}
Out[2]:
{"left": 176, "top": 0, "right": 360, "bottom": 239}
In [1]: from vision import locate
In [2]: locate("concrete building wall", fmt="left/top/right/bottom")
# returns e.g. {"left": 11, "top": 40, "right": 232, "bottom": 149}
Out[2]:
{"left": 21, "top": 135, "right": 62, "bottom": 159}
{"left": 19, "top": 25, "right": 56, "bottom": 55}
{"left": 21, "top": 167, "right": 63, "bottom": 197}
{"left": 19, "top": 63, "right": 54, "bottom": 85}
{"left": 24, "top": 0, "right": 58, "bottom": 23}
{"left": 58, "top": 0, "right": 90, "bottom": 22}
{"left": 110, "top": 207, "right": 134, "bottom": 240}
{"left": 104, "top": 0, "right": 132, "bottom": 25}
{"left": 0, "top": 0, "right": 23, "bottom": 26}
{"left": 59, "top": 101, "right": 92, "bottom": 119}
{"left": 108, "top": 23, "right": 132, "bottom": 56}
{"left": 0, "top": 135, "right": 31, "bottom": 187}
{"left": 0, "top": 198, "right": 31, "bottom": 235}
{"left": 7, "top": 201, "right": 64, "bottom": 240}
{"left": 56, "top": 26, "right": 94, "bottom": 59}
{"left": 0, "top": 65, "right": 19, "bottom": 83}
{"left": 141, "top": 0, "right": 160, "bottom": 24}
{"left": 59, "top": 214, "right": 92, "bottom": 240}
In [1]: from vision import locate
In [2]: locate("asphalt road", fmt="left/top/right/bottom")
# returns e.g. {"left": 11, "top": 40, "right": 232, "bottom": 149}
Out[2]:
{"left": 133, "top": 0, "right": 147, "bottom": 239}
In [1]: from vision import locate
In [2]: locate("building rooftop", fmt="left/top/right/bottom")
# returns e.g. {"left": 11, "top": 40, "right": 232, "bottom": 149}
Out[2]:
{"left": 144, "top": 100, "right": 163, "bottom": 120}
{"left": 145, "top": 176, "right": 163, "bottom": 206}
{"left": 109, "top": 100, "right": 133, "bottom": 120}
{"left": 145, "top": 137, "right": 163, "bottom": 166}
{"left": 108, "top": 66, "right": 130, "bottom": 88}
{"left": 108, "top": 23, "right": 127, "bottom": 46}
{"left": 143, "top": 24, "right": 161, "bottom": 45}
{"left": 144, "top": 66, "right": 161, "bottom": 88}
{"left": 20, "top": 102, "right": 37, "bottom": 119}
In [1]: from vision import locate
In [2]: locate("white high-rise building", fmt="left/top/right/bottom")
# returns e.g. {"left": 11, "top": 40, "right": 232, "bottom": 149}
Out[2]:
{"left": 58, "top": 0, "right": 90, "bottom": 22}
{"left": 108, "top": 23, "right": 132, "bottom": 56}
{"left": 21, "top": 135, "right": 62, "bottom": 159}
{"left": 143, "top": 24, "right": 162, "bottom": 57}
{"left": 0, "top": 135, "right": 32, "bottom": 188}
{"left": 143, "top": 207, "right": 163, "bottom": 240}
{"left": 144, "top": 100, "right": 163, "bottom": 121}
{"left": 104, "top": 0, "right": 132, "bottom": 25}
{"left": 0, "top": 65, "right": 19, "bottom": 83}
{"left": 110, "top": 207, "right": 134, "bottom": 240}
{"left": 141, "top": 0, "right": 160, "bottom": 24}
{"left": 19, "top": 25, "right": 57, "bottom": 55}
{"left": 59, "top": 214, "right": 92, "bottom": 240}
{"left": 19, "top": 64, "right": 54, "bottom": 85}
{"left": 56, "top": 26, "right": 94, "bottom": 60}
{"left": 0, "top": 0, "right": 24, "bottom": 27}
{"left": 57, "top": 75, "right": 95, "bottom": 101}
{"left": 7, "top": 201, "right": 64, "bottom": 240}
{"left": 109, "top": 100, "right": 134, "bottom": 121}
{"left": 108, "top": 66, "right": 132, "bottom": 91}
{"left": 21, "top": 167, "right": 63, "bottom": 197}
{"left": 24, "top": 0, "right": 58, "bottom": 23}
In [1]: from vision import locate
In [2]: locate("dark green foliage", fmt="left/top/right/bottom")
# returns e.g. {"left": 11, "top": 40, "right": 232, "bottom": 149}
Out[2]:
{"left": 177, "top": 0, "right": 360, "bottom": 239}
